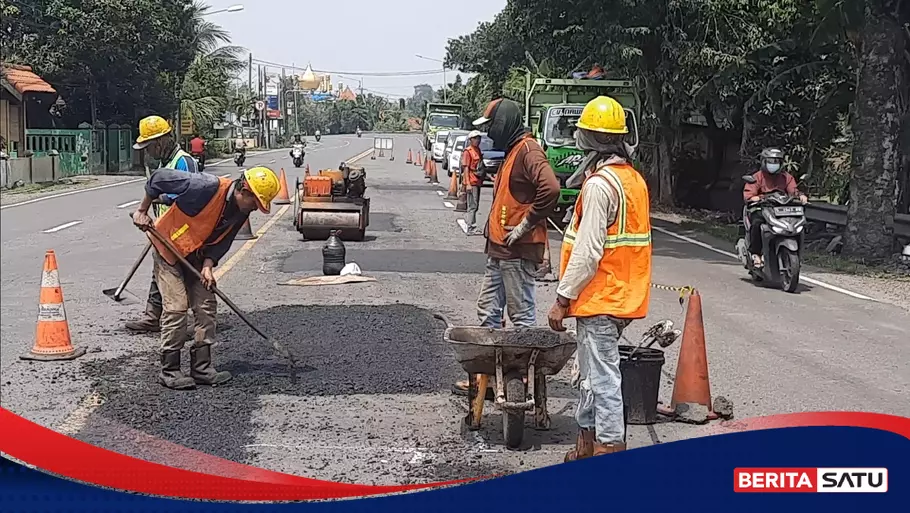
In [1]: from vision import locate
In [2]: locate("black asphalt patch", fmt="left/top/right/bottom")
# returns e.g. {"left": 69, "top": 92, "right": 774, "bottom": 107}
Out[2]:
{"left": 78, "top": 305, "right": 461, "bottom": 465}
{"left": 367, "top": 213, "right": 401, "bottom": 232}
{"left": 282, "top": 250, "right": 488, "bottom": 274}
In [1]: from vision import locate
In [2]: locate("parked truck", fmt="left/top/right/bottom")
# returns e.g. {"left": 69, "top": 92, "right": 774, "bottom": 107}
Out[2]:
{"left": 423, "top": 103, "right": 463, "bottom": 150}
{"left": 524, "top": 77, "right": 641, "bottom": 223}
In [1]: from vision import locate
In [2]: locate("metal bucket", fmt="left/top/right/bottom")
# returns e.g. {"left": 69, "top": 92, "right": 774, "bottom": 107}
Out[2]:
{"left": 619, "top": 345, "right": 665, "bottom": 425}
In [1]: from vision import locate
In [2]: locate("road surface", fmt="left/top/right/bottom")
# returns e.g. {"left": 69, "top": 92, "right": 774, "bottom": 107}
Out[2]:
{"left": 1, "top": 134, "right": 907, "bottom": 484}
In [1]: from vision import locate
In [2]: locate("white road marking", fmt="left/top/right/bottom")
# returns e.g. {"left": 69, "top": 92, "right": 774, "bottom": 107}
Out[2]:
{"left": 269, "top": 159, "right": 276, "bottom": 164}
{"left": 444, "top": 201, "right": 455, "bottom": 208}
{"left": 116, "top": 200, "right": 140, "bottom": 209}
{"left": 42, "top": 220, "right": 83, "bottom": 233}
{"left": 219, "top": 173, "right": 231, "bottom": 178}
{"left": 437, "top": 190, "right": 444, "bottom": 196}
{"left": 456, "top": 218, "right": 469, "bottom": 234}
{"left": 651, "top": 225, "right": 877, "bottom": 301}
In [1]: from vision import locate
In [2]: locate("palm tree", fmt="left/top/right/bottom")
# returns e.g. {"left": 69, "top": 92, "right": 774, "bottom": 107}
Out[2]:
{"left": 179, "top": 1, "right": 246, "bottom": 134}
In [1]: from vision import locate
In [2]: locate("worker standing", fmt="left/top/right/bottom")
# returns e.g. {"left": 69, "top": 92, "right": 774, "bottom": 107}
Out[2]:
{"left": 548, "top": 96, "right": 652, "bottom": 458}
{"left": 125, "top": 116, "right": 199, "bottom": 334}
{"left": 130, "top": 165, "right": 280, "bottom": 390}
{"left": 461, "top": 130, "right": 484, "bottom": 235}
{"left": 453, "top": 98, "right": 560, "bottom": 394}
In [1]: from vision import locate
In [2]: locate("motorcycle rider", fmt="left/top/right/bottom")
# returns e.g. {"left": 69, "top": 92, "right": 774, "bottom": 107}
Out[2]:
{"left": 743, "top": 147, "right": 808, "bottom": 268}
{"left": 289, "top": 134, "right": 306, "bottom": 158}
{"left": 315, "top": 129, "right": 322, "bottom": 141}
{"left": 189, "top": 134, "right": 206, "bottom": 170}
{"left": 234, "top": 140, "right": 247, "bottom": 164}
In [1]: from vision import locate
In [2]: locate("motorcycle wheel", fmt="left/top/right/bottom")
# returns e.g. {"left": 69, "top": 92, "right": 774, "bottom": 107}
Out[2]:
{"left": 778, "top": 248, "right": 800, "bottom": 293}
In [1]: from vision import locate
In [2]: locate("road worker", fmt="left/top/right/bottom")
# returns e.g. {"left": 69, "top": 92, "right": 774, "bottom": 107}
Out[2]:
{"left": 130, "top": 166, "right": 280, "bottom": 390}
{"left": 453, "top": 98, "right": 560, "bottom": 395}
{"left": 547, "top": 96, "right": 652, "bottom": 458}
{"left": 125, "top": 116, "right": 200, "bottom": 334}
{"left": 461, "top": 130, "right": 484, "bottom": 235}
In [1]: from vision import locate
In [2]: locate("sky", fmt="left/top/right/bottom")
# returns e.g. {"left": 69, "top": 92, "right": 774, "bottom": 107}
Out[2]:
{"left": 204, "top": 0, "right": 507, "bottom": 98}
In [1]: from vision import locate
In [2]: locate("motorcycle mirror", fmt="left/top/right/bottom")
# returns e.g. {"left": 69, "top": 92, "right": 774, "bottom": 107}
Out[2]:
{"left": 742, "top": 174, "right": 757, "bottom": 184}
{"left": 798, "top": 173, "right": 809, "bottom": 182}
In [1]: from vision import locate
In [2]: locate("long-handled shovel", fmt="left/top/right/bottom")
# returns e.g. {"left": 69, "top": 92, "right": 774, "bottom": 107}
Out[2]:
{"left": 144, "top": 227, "right": 300, "bottom": 378}
{"left": 103, "top": 242, "right": 152, "bottom": 304}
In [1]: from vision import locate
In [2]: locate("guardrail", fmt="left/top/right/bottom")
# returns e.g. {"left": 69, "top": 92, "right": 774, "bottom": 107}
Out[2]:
{"left": 805, "top": 202, "right": 910, "bottom": 238}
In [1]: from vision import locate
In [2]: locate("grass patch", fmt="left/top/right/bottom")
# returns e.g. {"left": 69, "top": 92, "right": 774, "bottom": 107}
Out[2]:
{"left": 1, "top": 177, "right": 99, "bottom": 196}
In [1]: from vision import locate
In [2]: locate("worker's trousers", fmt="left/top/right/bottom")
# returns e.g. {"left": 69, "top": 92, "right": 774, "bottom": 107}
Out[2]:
{"left": 476, "top": 257, "right": 536, "bottom": 328}
{"left": 147, "top": 274, "right": 162, "bottom": 311}
{"left": 575, "top": 315, "right": 626, "bottom": 444}
{"left": 153, "top": 253, "right": 217, "bottom": 352}
{"left": 465, "top": 186, "right": 481, "bottom": 230}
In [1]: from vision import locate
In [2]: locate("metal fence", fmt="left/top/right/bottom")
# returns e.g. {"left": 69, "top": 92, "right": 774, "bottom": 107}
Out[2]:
{"left": 806, "top": 202, "right": 910, "bottom": 238}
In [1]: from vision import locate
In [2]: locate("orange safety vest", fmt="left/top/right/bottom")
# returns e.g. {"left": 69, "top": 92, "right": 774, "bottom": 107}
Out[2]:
{"left": 559, "top": 162, "right": 652, "bottom": 319}
{"left": 148, "top": 177, "right": 234, "bottom": 266}
{"left": 487, "top": 136, "right": 548, "bottom": 246}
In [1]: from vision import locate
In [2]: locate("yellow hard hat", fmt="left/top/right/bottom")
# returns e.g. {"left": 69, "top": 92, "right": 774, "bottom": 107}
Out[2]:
{"left": 242, "top": 167, "right": 280, "bottom": 214}
{"left": 575, "top": 96, "right": 628, "bottom": 134}
{"left": 134, "top": 115, "right": 172, "bottom": 149}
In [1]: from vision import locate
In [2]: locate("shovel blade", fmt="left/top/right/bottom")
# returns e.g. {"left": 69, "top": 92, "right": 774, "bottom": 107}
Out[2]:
{"left": 103, "top": 288, "right": 139, "bottom": 305}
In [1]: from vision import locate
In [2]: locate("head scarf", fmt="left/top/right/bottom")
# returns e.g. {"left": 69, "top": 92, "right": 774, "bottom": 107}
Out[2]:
{"left": 565, "top": 128, "right": 633, "bottom": 189}
{"left": 480, "top": 99, "right": 529, "bottom": 151}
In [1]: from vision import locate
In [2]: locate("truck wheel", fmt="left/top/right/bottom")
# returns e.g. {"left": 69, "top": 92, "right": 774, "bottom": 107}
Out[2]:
{"left": 502, "top": 372, "right": 525, "bottom": 449}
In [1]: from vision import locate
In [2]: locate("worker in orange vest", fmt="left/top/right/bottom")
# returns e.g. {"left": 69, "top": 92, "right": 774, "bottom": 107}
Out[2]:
{"left": 548, "top": 96, "right": 652, "bottom": 458}
{"left": 131, "top": 166, "right": 280, "bottom": 390}
{"left": 453, "top": 98, "right": 560, "bottom": 395}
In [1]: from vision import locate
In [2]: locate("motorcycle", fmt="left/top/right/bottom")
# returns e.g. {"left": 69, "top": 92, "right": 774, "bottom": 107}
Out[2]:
{"left": 192, "top": 152, "right": 206, "bottom": 172}
{"left": 356, "top": 129, "right": 362, "bottom": 138}
{"left": 315, "top": 131, "right": 322, "bottom": 143}
{"left": 291, "top": 145, "right": 304, "bottom": 168}
{"left": 734, "top": 175, "right": 807, "bottom": 293}
{"left": 234, "top": 150, "right": 246, "bottom": 167}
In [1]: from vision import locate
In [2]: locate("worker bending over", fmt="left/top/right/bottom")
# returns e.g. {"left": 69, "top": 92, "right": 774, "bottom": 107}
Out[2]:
{"left": 454, "top": 98, "right": 559, "bottom": 394}
{"left": 131, "top": 166, "right": 280, "bottom": 390}
{"left": 126, "top": 116, "right": 200, "bottom": 333}
{"left": 548, "top": 96, "right": 652, "bottom": 458}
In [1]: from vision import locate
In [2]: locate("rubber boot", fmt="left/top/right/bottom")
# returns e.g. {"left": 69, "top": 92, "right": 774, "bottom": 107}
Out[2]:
{"left": 158, "top": 350, "right": 196, "bottom": 390}
{"left": 190, "top": 344, "right": 232, "bottom": 386}
{"left": 125, "top": 302, "right": 161, "bottom": 332}
{"left": 564, "top": 429, "right": 595, "bottom": 462}
{"left": 593, "top": 442, "right": 626, "bottom": 455}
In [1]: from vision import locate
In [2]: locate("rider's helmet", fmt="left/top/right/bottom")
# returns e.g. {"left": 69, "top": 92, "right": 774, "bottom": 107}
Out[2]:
{"left": 760, "top": 147, "right": 784, "bottom": 174}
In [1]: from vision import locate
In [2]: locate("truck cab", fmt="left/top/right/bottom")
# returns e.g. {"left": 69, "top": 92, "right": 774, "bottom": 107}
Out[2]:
{"left": 423, "top": 103, "right": 464, "bottom": 150}
{"left": 524, "top": 78, "right": 641, "bottom": 224}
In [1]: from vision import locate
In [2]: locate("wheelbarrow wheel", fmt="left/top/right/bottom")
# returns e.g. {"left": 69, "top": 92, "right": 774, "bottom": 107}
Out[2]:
{"left": 502, "top": 372, "right": 525, "bottom": 449}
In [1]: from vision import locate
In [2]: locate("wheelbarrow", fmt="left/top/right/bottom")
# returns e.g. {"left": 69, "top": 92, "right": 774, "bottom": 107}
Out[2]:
{"left": 445, "top": 326, "right": 576, "bottom": 449}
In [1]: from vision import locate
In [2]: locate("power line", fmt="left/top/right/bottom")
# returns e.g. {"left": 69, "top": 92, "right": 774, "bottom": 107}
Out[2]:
{"left": 250, "top": 58, "right": 444, "bottom": 77}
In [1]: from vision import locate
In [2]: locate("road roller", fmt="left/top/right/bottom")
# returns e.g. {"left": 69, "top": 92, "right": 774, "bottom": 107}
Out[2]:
{"left": 293, "top": 162, "right": 370, "bottom": 241}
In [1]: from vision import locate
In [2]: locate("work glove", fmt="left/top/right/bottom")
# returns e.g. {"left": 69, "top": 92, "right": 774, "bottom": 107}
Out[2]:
{"left": 504, "top": 217, "right": 532, "bottom": 247}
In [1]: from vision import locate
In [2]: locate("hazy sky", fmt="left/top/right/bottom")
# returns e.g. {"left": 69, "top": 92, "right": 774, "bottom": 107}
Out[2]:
{"left": 205, "top": 0, "right": 506, "bottom": 98}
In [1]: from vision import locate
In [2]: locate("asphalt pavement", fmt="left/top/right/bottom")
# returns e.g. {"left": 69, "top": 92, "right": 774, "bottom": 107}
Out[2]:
{"left": 1, "top": 133, "right": 907, "bottom": 484}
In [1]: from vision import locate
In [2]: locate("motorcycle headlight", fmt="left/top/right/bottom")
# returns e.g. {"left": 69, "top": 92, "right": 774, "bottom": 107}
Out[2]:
{"left": 771, "top": 225, "right": 786, "bottom": 235}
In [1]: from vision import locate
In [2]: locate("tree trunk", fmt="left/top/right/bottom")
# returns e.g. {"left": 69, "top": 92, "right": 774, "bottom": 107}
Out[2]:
{"left": 843, "top": 3, "right": 904, "bottom": 259}
{"left": 644, "top": 75, "right": 675, "bottom": 206}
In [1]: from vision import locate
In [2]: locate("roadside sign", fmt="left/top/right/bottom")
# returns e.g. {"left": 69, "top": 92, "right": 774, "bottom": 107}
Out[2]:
{"left": 180, "top": 119, "right": 194, "bottom": 135}
{"left": 255, "top": 100, "right": 265, "bottom": 111}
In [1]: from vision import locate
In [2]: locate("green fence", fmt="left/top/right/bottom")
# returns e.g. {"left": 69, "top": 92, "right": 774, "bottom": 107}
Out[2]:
{"left": 26, "top": 123, "right": 133, "bottom": 177}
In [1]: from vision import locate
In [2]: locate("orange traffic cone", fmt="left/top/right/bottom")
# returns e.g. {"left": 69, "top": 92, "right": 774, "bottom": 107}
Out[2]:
{"left": 423, "top": 155, "right": 431, "bottom": 178}
{"left": 446, "top": 170, "right": 459, "bottom": 200}
{"left": 657, "top": 290, "right": 718, "bottom": 420}
{"left": 430, "top": 160, "right": 440, "bottom": 184}
{"left": 235, "top": 217, "right": 257, "bottom": 241}
{"left": 415, "top": 152, "right": 423, "bottom": 167}
{"left": 406, "top": 149, "right": 413, "bottom": 164}
{"left": 274, "top": 168, "right": 290, "bottom": 205}
{"left": 21, "top": 250, "right": 86, "bottom": 361}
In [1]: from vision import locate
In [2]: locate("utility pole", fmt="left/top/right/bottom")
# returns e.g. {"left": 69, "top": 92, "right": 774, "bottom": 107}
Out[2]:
{"left": 359, "top": 79, "right": 364, "bottom": 97}
{"left": 247, "top": 53, "right": 252, "bottom": 140}
{"left": 280, "top": 67, "right": 286, "bottom": 140}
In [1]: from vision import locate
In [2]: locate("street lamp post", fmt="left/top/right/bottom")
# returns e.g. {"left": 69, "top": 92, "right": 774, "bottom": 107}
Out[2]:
{"left": 205, "top": 4, "right": 244, "bottom": 15}
{"left": 415, "top": 54, "right": 447, "bottom": 103}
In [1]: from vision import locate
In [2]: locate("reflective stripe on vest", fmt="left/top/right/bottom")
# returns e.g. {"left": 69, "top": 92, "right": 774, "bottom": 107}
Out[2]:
{"left": 148, "top": 177, "right": 233, "bottom": 266}
{"left": 559, "top": 163, "right": 652, "bottom": 319}
{"left": 486, "top": 136, "right": 548, "bottom": 246}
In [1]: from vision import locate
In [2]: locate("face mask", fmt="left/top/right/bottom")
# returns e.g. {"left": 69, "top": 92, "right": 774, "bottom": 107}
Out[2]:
{"left": 766, "top": 163, "right": 781, "bottom": 174}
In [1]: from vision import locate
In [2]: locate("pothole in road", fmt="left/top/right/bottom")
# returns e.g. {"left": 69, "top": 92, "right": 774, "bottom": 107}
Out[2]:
{"left": 281, "top": 250, "right": 488, "bottom": 274}
{"left": 79, "top": 304, "right": 462, "bottom": 465}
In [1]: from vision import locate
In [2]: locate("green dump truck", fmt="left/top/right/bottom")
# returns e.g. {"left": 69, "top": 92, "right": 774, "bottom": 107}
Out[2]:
{"left": 423, "top": 103, "right": 464, "bottom": 150}
{"left": 524, "top": 78, "right": 640, "bottom": 222}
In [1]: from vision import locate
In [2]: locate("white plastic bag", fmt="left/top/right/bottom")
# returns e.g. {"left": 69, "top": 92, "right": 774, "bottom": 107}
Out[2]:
{"left": 340, "top": 262, "right": 362, "bottom": 276}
